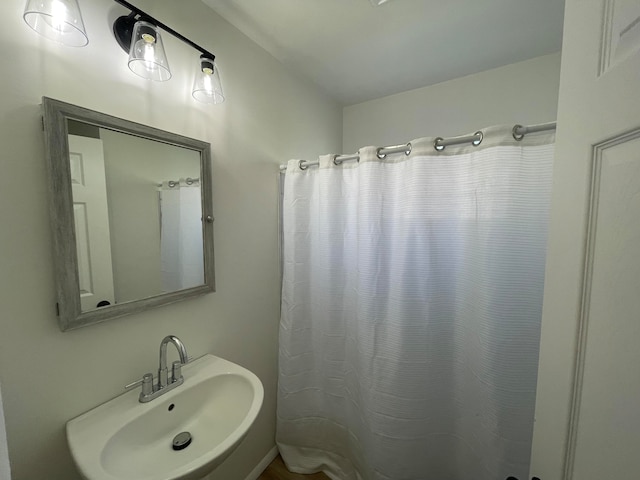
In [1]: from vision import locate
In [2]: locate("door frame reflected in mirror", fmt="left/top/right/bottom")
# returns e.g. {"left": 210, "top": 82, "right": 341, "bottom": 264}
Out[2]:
{"left": 42, "top": 97, "right": 215, "bottom": 331}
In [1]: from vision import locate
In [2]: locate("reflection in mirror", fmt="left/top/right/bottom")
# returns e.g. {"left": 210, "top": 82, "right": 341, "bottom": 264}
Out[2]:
{"left": 43, "top": 97, "right": 214, "bottom": 331}
{"left": 67, "top": 121, "right": 204, "bottom": 311}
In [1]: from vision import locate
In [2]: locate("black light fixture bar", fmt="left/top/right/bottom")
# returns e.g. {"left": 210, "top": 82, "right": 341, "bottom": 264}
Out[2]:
{"left": 113, "top": 0, "right": 215, "bottom": 60}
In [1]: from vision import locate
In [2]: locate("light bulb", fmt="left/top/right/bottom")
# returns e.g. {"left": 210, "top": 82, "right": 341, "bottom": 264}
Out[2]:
{"left": 49, "top": 0, "right": 68, "bottom": 32}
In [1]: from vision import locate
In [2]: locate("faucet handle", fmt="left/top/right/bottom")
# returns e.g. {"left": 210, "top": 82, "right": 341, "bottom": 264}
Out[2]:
{"left": 141, "top": 373, "right": 153, "bottom": 396}
{"left": 124, "top": 372, "right": 154, "bottom": 391}
{"left": 171, "top": 361, "right": 183, "bottom": 383}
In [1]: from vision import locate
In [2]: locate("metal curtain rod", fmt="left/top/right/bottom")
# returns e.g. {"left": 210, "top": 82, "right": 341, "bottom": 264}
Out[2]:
{"left": 280, "top": 121, "right": 556, "bottom": 172}
{"left": 113, "top": 0, "right": 215, "bottom": 59}
{"left": 157, "top": 177, "right": 200, "bottom": 188}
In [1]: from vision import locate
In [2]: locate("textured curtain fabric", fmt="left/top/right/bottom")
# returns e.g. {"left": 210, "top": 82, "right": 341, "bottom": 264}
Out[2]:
{"left": 159, "top": 181, "right": 204, "bottom": 291}
{"left": 277, "top": 126, "right": 555, "bottom": 480}
{"left": 0, "top": 382, "right": 9, "bottom": 480}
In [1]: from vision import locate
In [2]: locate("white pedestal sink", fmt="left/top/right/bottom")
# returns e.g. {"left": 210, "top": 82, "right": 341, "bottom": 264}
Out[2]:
{"left": 67, "top": 354, "right": 264, "bottom": 480}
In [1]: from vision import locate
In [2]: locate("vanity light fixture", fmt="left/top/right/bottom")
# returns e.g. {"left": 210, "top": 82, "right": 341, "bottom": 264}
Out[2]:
{"left": 23, "top": 0, "right": 224, "bottom": 103}
{"left": 112, "top": 0, "right": 224, "bottom": 103}
{"left": 23, "top": 0, "right": 89, "bottom": 47}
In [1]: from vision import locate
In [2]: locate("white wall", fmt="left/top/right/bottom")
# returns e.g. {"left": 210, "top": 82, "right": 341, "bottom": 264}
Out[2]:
{"left": 0, "top": 1, "right": 341, "bottom": 479}
{"left": 343, "top": 53, "right": 561, "bottom": 153}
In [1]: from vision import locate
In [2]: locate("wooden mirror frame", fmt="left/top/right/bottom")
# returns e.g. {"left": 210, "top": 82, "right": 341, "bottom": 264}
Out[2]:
{"left": 42, "top": 97, "right": 215, "bottom": 331}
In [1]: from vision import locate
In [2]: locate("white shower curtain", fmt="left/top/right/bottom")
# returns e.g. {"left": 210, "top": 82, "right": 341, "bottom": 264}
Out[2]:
{"left": 0, "top": 382, "right": 10, "bottom": 480}
{"left": 159, "top": 180, "right": 204, "bottom": 292}
{"left": 278, "top": 126, "right": 554, "bottom": 480}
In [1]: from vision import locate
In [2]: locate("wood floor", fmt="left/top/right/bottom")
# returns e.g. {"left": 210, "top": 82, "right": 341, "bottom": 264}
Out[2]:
{"left": 258, "top": 455, "right": 331, "bottom": 480}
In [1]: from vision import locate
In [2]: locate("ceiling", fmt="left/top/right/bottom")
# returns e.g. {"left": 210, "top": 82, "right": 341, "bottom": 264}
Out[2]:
{"left": 202, "top": 0, "right": 565, "bottom": 106}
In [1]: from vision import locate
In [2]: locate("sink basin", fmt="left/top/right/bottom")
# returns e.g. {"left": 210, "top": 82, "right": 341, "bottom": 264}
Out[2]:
{"left": 67, "top": 354, "right": 264, "bottom": 480}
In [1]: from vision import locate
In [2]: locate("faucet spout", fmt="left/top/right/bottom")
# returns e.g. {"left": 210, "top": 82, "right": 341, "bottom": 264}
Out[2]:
{"left": 158, "top": 335, "right": 189, "bottom": 388}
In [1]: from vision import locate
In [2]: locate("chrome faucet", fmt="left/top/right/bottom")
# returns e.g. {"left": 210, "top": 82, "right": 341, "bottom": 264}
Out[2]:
{"left": 158, "top": 335, "right": 189, "bottom": 388}
{"left": 125, "top": 335, "right": 190, "bottom": 403}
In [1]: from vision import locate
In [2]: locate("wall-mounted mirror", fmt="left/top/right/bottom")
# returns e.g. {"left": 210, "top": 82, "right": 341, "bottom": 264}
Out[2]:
{"left": 42, "top": 97, "right": 215, "bottom": 331}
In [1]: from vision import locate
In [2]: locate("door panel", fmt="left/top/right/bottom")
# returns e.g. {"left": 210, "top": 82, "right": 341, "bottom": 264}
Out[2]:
{"left": 571, "top": 132, "right": 640, "bottom": 479}
{"left": 530, "top": 0, "right": 640, "bottom": 479}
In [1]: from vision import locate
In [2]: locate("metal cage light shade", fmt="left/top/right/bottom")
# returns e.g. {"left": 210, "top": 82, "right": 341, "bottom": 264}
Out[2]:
{"left": 23, "top": 0, "right": 88, "bottom": 47}
{"left": 192, "top": 56, "right": 224, "bottom": 104}
{"left": 128, "top": 20, "right": 171, "bottom": 82}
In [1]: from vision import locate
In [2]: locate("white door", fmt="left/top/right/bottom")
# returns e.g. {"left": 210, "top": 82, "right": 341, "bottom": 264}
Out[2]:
{"left": 530, "top": 0, "right": 640, "bottom": 479}
{"left": 68, "top": 134, "right": 116, "bottom": 311}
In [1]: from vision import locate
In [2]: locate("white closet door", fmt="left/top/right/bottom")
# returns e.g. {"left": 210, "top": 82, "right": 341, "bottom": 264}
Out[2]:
{"left": 69, "top": 135, "right": 115, "bottom": 311}
{"left": 530, "top": 0, "right": 640, "bottom": 479}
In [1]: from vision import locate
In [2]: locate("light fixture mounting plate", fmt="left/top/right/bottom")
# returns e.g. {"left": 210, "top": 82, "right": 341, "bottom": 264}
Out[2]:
{"left": 113, "top": 14, "right": 137, "bottom": 53}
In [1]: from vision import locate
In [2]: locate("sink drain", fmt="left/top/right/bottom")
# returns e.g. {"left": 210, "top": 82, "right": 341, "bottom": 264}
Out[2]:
{"left": 172, "top": 431, "right": 192, "bottom": 451}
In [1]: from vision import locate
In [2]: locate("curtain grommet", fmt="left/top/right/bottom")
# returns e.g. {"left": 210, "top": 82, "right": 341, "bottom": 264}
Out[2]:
{"left": 512, "top": 124, "right": 525, "bottom": 141}
{"left": 434, "top": 137, "right": 445, "bottom": 151}
{"left": 333, "top": 154, "right": 343, "bottom": 166}
{"left": 298, "top": 159, "right": 308, "bottom": 170}
{"left": 376, "top": 147, "right": 386, "bottom": 159}
{"left": 472, "top": 131, "right": 483, "bottom": 146}
{"left": 405, "top": 142, "right": 412, "bottom": 156}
